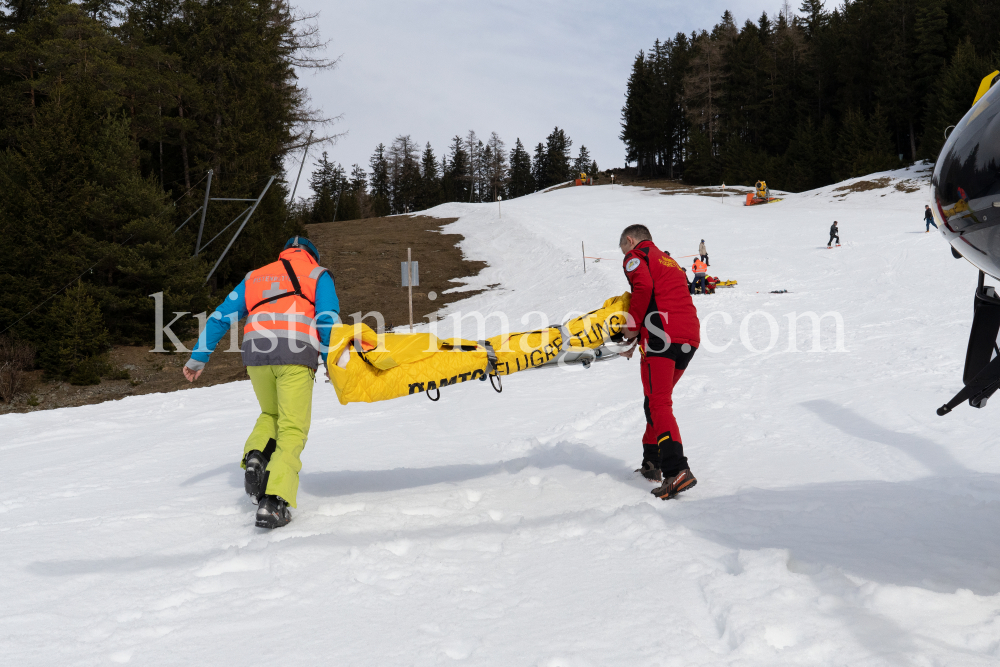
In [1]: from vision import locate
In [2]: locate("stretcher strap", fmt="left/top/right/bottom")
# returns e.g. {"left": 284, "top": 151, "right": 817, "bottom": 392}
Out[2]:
{"left": 248, "top": 258, "right": 316, "bottom": 312}
{"left": 352, "top": 339, "right": 377, "bottom": 368}
{"left": 479, "top": 340, "right": 498, "bottom": 374}
{"left": 479, "top": 340, "right": 503, "bottom": 394}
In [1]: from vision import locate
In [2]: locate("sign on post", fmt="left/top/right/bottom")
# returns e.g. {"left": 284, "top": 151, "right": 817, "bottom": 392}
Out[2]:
{"left": 402, "top": 250, "right": 418, "bottom": 332}
{"left": 400, "top": 260, "right": 419, "bottom": 286}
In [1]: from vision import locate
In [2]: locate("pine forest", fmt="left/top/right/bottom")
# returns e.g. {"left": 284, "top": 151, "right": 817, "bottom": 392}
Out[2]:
{"left": 619, "top": 0, "right": 1000, "bottom": 190}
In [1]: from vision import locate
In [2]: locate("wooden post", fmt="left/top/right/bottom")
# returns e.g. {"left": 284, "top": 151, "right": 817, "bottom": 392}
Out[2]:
{"left": 407, "top": 247, "right": 414, "bottom": 332}
{"left": 582, "top": 241, "right": 586, "bottom": 274}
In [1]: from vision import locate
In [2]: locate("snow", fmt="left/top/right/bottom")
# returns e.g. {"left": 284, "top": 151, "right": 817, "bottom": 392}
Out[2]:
{"left": 6, "top": 163, "right": 1000, "bottom": 665}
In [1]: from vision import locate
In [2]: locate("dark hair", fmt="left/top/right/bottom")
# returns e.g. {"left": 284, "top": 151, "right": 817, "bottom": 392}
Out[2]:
{"left": 619, "top": 224, "right": 652, "bottom": 245}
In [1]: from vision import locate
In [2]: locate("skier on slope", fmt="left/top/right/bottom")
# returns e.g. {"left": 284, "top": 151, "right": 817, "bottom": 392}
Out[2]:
{"left": 924, "top": 205, "right": 938, "bottom": 232}
{"left": 182, "top": 237, "right": 340, "bottom": 529}
{"left": 699, "top": 239, "right": 709, "bottom": 266}
{"left": 619, "top": 224, "right": 700, "bottom": 500}
{"left": 828, "top": 221, "right": 840, "bottom": 248}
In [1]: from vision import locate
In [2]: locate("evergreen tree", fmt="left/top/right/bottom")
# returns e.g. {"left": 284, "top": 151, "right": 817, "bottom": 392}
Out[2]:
{"left": 531, "top": 142, "right": 547, "bottom": 190}
{"left": 417, "top": 142, "right": 441, "bottom": 211}
{"left": 620, "top": 51, "right": 655, "bottom": 175}
{"left": 0, "top": 5, "right": 209, "bottom": 358}
{"left": 833, "top": 106, "right": 898, "bottom": 180}
{"left": 572, "top": 145, "right": 592, "bottom": 177}
{"left": 798, "top": 0, "right": 828, "bottom": 38}
{"left": 914, "top": 0, "right": 951, "bottom": 110}
{"left": 543, "top": 127, "right": 572, "bottom": 187}
{"left": 508, "top": 138, "right": 534, "bottom": 198}
{"left": 40, "top": 284, "right": 110, "bottom": 383}
{"left": 920, "top": 40, "right": 1000, "bottom": 159}
{"left": 621, "top": 3, "right": 987, "bottom": 190}
{"left": 442, "top": 135, "right": 469, "bottom": 203}
{"left": 782, "top": 116, "right": 834, "bottom": 191}
{"left": 0, "top": 0, "right": 329, "bottom": 367}
{"left": 133, "top": 0, "right": 322, "bottom": 286}
{"left": 308, "top": 152, "right": 340, "bottom": 222}
{"left": 368, "top": 143, "right": 390, "bottom": 216}
{"left": 345, "top": 163, "right": 368, "bottom": 220}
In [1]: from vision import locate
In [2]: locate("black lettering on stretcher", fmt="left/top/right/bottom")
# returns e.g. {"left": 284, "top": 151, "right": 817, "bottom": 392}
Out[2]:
{"left": 472, "top": 369, "right": 485, "bottom": 380}
{"left": 408, "top": 382, "right": 425, "bottom": 394}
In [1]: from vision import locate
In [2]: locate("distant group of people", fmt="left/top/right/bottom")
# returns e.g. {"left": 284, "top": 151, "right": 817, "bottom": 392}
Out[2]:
{"left": 825, "top": 206, "right": 935, "bottom": 251}
{"left": 672, "top": 239, "right": 710, "bottom": 294}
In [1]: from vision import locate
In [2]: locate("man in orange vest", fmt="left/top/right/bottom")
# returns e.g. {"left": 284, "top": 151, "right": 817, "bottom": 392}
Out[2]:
{"left": 691, "top": 258, "right": 708, "bottom": 294}
{"left": 182, "top": 237, "right": 339, "bottom": 529}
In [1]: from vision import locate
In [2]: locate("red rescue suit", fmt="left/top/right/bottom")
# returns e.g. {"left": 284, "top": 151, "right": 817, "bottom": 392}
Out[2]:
{"left": 623, "top": 240, "right": 700, "bottom": 475}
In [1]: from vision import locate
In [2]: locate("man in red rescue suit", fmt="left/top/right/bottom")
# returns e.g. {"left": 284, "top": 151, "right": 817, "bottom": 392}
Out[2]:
{"left": 182, "top": 237, "right": 339, "bottom": 529}
{"left": 619, "top": 224, "right": 700, "bottom": 500}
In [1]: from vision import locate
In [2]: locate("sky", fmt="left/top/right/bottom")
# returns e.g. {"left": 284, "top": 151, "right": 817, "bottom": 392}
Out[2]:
{"left": 289, "top": 1, "right": 796, "bottom": 198}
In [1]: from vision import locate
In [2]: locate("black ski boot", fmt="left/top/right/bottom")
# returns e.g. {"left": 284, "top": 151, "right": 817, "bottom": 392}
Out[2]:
{"left": 244, "top": 441, "right": 274, "bottom": 501}
{"left": 244, "top": 450, "right": 266, "bottom": 500}
{"left": 255, "top": 495, "right": 292, "bottom": 529}
{"left": 634, "top": 460, "right": 662, "bottom": 483}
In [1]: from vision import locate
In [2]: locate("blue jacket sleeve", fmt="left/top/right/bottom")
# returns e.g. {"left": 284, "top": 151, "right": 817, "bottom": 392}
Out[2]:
{"left": 185, "top": 282, "right": 248, "bottom": 370}
{"left": 314, "top": 272, "right": 340, "bottom": 363}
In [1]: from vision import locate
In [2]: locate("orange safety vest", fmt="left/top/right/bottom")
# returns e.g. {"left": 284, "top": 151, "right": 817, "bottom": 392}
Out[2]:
{"left": 242, "top": 247, "right": 328, "bottom": 368}
{"left": 692, "top": 259, "right": 708, "bottom": 274}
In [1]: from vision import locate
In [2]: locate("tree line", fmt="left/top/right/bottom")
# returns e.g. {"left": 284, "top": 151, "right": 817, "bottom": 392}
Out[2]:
{"left": 0, "top": 0, "right": 323, "bottom": 384}
{"left": 299, "top": 127, "right": 599, "bottom": 222}
{"left": 620, "top": 0, "right": 1000, "bottom": 191}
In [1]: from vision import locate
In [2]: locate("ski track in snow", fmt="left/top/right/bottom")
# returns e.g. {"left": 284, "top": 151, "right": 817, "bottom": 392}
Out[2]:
{"left": 6, "top": 164, "right": 1000, "bottom": 665}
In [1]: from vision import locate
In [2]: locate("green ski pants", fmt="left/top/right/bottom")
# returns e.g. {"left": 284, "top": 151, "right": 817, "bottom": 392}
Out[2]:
{"left": 244, "top": 364, "right": 315, "bottom": 507}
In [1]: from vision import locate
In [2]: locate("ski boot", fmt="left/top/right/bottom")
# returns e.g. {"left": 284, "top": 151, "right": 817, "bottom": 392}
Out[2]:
{"left": 244, "top": 440, "right": 274, "bottom": 501}
{"left": 651, "top": 469, "right": 697, "bottom": 500}
{"left": 255, "top": 495, "right": 292, "bottom": 529}
{"left": 634, "top": 460, "right": 662, "bottom": 483}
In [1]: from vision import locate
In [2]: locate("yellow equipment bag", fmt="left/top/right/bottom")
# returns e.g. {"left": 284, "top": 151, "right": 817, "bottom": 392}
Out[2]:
{"left": 325, "top": 293, "right": 631, "bottom": 405}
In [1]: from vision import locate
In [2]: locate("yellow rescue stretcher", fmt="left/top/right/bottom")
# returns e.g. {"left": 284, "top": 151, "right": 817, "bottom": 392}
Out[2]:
{"left": 325, "top": 293, "right": 631, "bottom": 404}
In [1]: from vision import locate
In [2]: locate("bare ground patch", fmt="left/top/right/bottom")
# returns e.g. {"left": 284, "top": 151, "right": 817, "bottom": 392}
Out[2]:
{"left": 833, "top": 177, "right": 893, "bottom": 195}
{"left": 1, "top": 214, "right": 487, "bottom": 415}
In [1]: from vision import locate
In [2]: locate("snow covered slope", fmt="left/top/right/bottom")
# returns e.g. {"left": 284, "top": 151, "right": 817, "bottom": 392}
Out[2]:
{"left": 6, "top": 163, "right": 1000, "bottom": 665}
